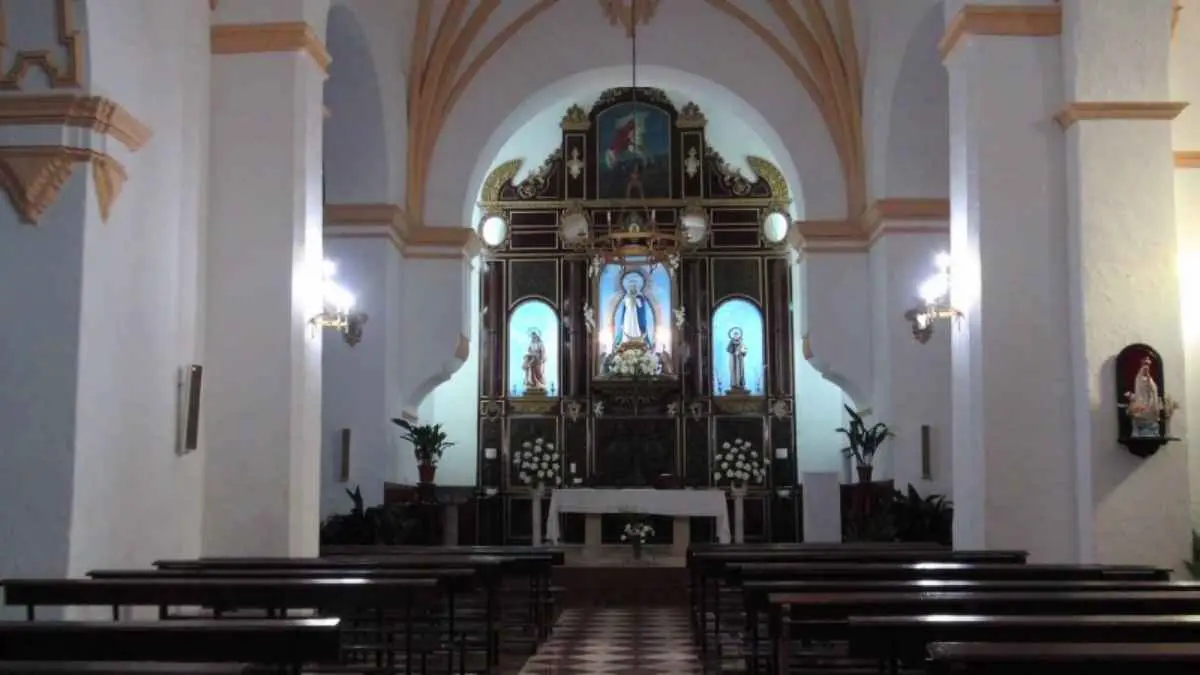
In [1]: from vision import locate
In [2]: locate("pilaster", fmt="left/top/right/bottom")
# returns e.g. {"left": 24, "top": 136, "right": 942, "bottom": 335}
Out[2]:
{"left": 944, "top": 1, "right": 1079, "bottom": 561}
{"left": 201, "top": 17, "right": 328, "bottom": 556}
{"left": 1059, "top": 0, "right": 1188, "bottom": 566}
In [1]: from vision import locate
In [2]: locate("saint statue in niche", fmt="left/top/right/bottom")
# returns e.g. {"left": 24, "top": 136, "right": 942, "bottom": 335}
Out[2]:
{"left": 615, "top": 271, "right": 651, "bottom": 348}
{"left": 726, "top": 327, "right": 748, "bottom": 394}
{"left": 523, "top": 329, "right": 547, "bottom": 393}
{"left": 1125, "top": 355, "right": 1165, "bottom": 437}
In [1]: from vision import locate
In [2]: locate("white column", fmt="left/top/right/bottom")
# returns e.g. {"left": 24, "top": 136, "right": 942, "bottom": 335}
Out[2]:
{"left": 867, "top": 214, "right": 952, "bottom": 493}
{"left": 202, "top": 17, "right": 328, "bottom": 556}
{"left": 1175, "top": 0, "right": 1200, "bottom": 527}
{"left": 1060, "top": 0, "right": 1189, "bottom": 566}
{"left": 945, "top": 1, "right": 1079, "bottom": 561}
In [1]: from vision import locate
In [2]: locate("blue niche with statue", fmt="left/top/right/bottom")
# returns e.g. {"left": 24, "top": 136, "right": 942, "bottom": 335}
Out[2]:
{"left": 595, "top": 259, "right": 675, "bottom": 377}
{"left": 711, "top": 297, "right": 765, "bottom": 396}
{"left": 508, "top": 299, "right": 559, "bottom": 397}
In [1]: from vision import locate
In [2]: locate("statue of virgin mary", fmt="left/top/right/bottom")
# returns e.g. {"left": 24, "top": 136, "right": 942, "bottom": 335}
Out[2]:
{"left": 1126, "top": 356, "right": 1164, "bottom": 438}
{"left": 614, "top": 272, "right": 651, "bottom": 348}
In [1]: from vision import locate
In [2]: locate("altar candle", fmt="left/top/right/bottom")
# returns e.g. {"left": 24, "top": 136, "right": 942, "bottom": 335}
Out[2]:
{"left": 570, "top": 462, "right": 577, "bottom": 474}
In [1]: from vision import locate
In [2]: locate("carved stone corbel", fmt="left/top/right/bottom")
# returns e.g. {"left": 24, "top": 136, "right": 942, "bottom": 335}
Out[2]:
{"left": 0, "top": 146, "right": 128, "bottom": 224}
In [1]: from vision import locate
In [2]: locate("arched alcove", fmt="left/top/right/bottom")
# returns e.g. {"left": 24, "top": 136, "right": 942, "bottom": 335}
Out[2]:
{"left": 323, "top": 2, "right": 390, "bottom": 202}
{"left": 883, "top": 3, "right": 948, "bottom": 198}
{"left": 712, "top": 297, "right": 766, "bottom": 396}
{"left": 507, "top": 299, "right": 561, "bottom": 398}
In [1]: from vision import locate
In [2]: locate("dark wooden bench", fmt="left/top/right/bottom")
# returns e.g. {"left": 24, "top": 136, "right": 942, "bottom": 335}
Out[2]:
{"left": 151, "top": 556, "right": 511, "bottom": 670}
{"left": 692, "top": 550, "right": 1029, "bottom": 657}
{"left": 0, "top": 664, "right": 256, "bottom": 675}
{"left": 926, "top": 641, "right": 1200, "bottom": 675}
{"left": 2, "top": 578, "right": 438, "bottom": 674}
{"left": 738, "top": 579, "right": 1200, "bottom": 674}
{"left": 0, "top": 619, "right": 340, "bottom": 670}
{"left": 848, "top": 615, "right": 1200, "bottom": 674}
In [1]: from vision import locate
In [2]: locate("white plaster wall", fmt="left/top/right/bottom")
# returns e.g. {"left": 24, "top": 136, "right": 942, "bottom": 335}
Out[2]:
{"left": 426, "top": 262, "right": 482, "bottom": 486}
{"left": 321, "top": 240, "right": 402, "bottom": 514}
{"left": 791, "top": 261, "right": 849, "bottom": 479}
{"left": 802, "top": 253, "right": 872, "bottom": 406}
{"left": 68, "top": 0, "right": 211, "bottom": 574}
{"left": 868, "top": 234, "right": 952, "bottom": 495}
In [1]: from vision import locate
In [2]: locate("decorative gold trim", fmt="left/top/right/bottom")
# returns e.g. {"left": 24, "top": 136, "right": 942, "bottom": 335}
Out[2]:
{"left": 1055, "top": 102, "right": 1187, "bottom": 129}
{"left": 560, "top": 104, "right": 590, "bottom": 131}
{"left": 210, "top": 22, "right": 331, "bottom": 75}
{"left": 0, "top": 145, "right": 126, "bottom": 224}
{"left": 745, "top": 156, "right": 790, "bottom": 202}
{"left": 1176, "top": 151, "right": 1200, "bottom": 169}
{"left": 509, "top": 395, "right": 558, "bottom": 415}
{"left": 0, "top": 94, "right": 152, "bottom": 151}
{"left": 479, "top": 196, "right": 782, "bottom": 211}
{"left": 677, "top": 101, "right": 707, "bottom": 129}
{"left": 455, "top": 334, "right": 470, "bottom": 361}
{"left": 0, "top": 0, "right": 85, "bottom": 90}
{"left": 482, "top": 159, "right": 523, "bottom": 203}
{"left": 939, "top": 5, "right": 1062, "bottom": 61}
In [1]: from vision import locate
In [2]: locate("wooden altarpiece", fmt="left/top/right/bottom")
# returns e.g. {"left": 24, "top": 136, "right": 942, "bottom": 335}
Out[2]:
{"left": 474, "top": 88, "right": 799, "bottom": 544}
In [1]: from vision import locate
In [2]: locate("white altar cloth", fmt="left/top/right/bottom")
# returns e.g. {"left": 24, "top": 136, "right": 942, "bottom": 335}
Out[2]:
{"left": 545, "top": 488, "right": 731, "bottom": 544}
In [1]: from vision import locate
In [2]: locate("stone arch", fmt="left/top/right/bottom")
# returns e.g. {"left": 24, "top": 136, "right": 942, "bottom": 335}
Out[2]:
{"left": 882, "top": 3, "right": 949, "bottom": 198}
{"left": 322, "top": 2, "right": 390, "bottom": 202}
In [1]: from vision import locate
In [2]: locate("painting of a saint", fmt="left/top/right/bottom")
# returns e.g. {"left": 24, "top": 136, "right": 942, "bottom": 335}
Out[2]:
{"left": 597, "top": 102, "right": 671, "bottom": 199}
{"left": 595, "top": 260, "right": 674, "bottom": 372}
{"left": 615, "top": 272, "right": 651, "bottom": 347}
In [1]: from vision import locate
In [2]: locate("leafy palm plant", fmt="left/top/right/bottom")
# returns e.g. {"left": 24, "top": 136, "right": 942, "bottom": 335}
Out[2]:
{"left": 390, "top": 418, "right": 454, "bottom": 467}
{"left": 836, "top": 405, "right": 893, "bottom": 468}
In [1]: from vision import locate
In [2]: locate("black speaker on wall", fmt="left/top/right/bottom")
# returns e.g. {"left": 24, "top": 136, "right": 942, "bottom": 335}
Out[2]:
{"left": 181, "top": 365, "right": 203, "bottom": 452}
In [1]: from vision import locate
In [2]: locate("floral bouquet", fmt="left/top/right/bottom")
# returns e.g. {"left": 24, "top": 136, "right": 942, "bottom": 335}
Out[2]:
{"left": 512, "top": 437, "right": 561, "bottom": 490}
{"left": 609, "top": 345, "right": 659, "bottom": 378}
{"left": 713, "top": 437, "right": 765, "bottom": 490}
{"left": 621, "top": 520, "right": 655, "bottom": 559}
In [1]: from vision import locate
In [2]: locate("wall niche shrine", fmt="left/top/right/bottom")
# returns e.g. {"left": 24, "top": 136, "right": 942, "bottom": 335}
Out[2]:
{"left": 473, "top": 87, "right": 798, "bottom": 545}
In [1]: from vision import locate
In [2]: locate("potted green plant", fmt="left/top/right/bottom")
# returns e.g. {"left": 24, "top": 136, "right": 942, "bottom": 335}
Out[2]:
{"left": 391, "top": 418, "right": 454, "bottom": 484}
{"left": 836, "top": 405, "right": 893, "bottom": 483}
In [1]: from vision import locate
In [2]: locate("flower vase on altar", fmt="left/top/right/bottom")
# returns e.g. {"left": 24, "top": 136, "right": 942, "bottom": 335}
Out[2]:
{"left": 621, "top": 521, "right": 654, "bottom": 562}
{"left": 730, "top": 484, "right": 747, "bottom": 545}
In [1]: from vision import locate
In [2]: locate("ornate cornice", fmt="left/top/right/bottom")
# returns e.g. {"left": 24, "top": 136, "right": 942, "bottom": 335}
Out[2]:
{"left": 0, "top": 94, "right": 152, "bottom": 151}
{"left": 323, "top": 202, "right": 481, "bottom": 260}
{"left": 1055, "top": 101, "right": 1188, "bottom": 128}
{"left": 211, "top": 22, "right": 331, "bottom": 75}
{"left": 940, "top": 5, "right": 1062, "bottom": 61}
{"left": 795, "top": 198, "right": 950, "bottom": 253}
{"left": 0, "top": 145, "right": 126, "bottom": 224}
{"left": 1176, "top": 151, "right": 1200, "bottom": 169}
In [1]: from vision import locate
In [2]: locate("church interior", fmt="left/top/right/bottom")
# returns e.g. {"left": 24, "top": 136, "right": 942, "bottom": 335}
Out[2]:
{"left": 2, "top": 0, "right": 1200, "bottom": 673}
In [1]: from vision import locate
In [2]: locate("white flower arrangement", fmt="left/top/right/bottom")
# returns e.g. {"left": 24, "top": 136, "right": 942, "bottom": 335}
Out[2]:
{"left": 512, "top": 437, "right": 561, "bottom": 489}
{"left": 712, "top": 437, "right": 765, "bottom": 487}
{"left": 621, "top": 521, "right": 655, "bottom": 545}
{"left": 609, "top": 346, "right": 659, "bottom": 377}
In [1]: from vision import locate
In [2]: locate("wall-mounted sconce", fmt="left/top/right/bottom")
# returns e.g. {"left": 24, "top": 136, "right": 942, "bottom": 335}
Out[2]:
{"left": 903, "top": 251, "right": 962, "bottom": 344}
{"left": 310, "top": 260, "right": 368, "bottom": 346}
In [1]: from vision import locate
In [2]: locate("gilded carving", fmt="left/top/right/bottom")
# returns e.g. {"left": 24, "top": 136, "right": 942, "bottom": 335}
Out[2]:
{"left": 560, "top": 104, "right": 589, "bottom": 131}
{"left": 707, "top": 148, "right": 752, "bottom": 197}
{"left": 677, "top": 101, "right": 707, "bottom": 129}
{"left": 713, "top": 394, "right": 764, "bottom": 415}
{"left": 745, "top": 156, "right": 790, "bottom": 202}
{"left": 481, "top": 159, "right": 524, "bottom": 203}
{"left": 0, "top": 145, "right": 125, "bottom": 224}
{"left": 510, "top": 396, "right": 558, "bottom": 415}
{"left": 0, "top": 0, "right": 85, "bottom": 90}
{"left": 515, "top": 150, "right": 560, "bottom": 199}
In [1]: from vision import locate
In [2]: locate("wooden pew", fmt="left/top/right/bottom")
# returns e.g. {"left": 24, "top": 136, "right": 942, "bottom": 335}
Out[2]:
{"left": 847, "top": 615, "right": 1200, "bottom": 674}
{"left": 2, "top": 578, "right": 436, "bottom": 675}
{"left": 0, "top": 619, "right": 340, "bottom": 669}
{"left": 692, "top": 551, "right": 1028, "bottom": 658}
{"left": 926, "top": 642, "right": 1200, "bottom": 675}
{"left": 152, "top": 556, "right": 510, "bottom": 670}
{"left": 0, "top": 664, "right": 254, "bottom": 675}
{"left": 740, "top": 579, "right": 1200, "bottom": 674}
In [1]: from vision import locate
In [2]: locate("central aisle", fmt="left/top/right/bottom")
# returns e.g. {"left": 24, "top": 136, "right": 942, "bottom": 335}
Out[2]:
{"left": 518, "top": 607, "right": 702, "bottom": 674}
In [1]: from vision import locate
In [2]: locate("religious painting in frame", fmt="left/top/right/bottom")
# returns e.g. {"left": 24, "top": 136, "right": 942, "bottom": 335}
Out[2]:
{"left": 595, "top": 102, "right": 672, "bottom": 199}
{"left": 594, "top": 259, "right": 675, "bottom": 376}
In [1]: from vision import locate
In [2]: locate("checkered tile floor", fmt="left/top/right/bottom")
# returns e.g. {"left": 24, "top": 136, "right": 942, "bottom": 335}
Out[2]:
{"left": 518, "top": 607, "right": 703, "bottom": 674}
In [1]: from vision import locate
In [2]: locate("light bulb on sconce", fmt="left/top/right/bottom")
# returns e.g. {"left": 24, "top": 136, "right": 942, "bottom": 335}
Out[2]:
{"left": 903, "top": 250, "right": 962, "bottom": 344}
{"left": 310, "top": 258, "right": 369, "bottom": 346}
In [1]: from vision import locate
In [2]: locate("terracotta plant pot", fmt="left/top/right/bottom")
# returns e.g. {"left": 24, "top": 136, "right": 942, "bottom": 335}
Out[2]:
{"left": 418, "top": 463, "right": 437, "bottom": 484}
{"left": 856, "top": 465, "right": 873, "bottom": 484}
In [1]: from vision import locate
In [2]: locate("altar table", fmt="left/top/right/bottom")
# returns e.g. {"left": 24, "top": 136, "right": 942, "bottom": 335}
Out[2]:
{"left": 544, "top": 488, "right": 731, "bottom": 556}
